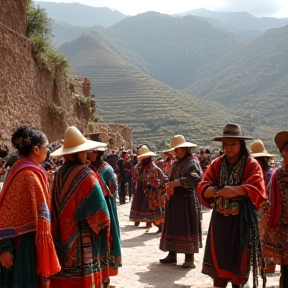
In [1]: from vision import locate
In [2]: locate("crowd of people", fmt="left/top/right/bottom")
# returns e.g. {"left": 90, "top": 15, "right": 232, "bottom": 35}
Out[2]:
{"left": 0, "top": 122, "right": 287, "bottom": 288}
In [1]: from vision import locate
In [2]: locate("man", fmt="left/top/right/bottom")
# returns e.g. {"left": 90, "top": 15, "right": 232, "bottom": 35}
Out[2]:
{"left": 117, "top": 150, "right": 133, "bottom": 204}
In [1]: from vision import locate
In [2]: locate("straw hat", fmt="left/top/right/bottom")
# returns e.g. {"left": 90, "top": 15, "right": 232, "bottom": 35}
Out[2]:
{"left": 162, "top": 135, "right": 197, "bottom": 152}
{"left": 137, "top": 145, "right": 156, "bottom": 159}
{"left": 248, "top": 139, "right": 275, "bottom": 158}
{"left": 92, "top": 145, "right": 108, "bottom": 152}
{"left": 274, "top": 131, "right": 288, "bottom": 152}
{"left": 50, "top": 126, "right": 106, "bottom": 157}
{"left": 213, "top": 123, "right": 253, "bottom": 141}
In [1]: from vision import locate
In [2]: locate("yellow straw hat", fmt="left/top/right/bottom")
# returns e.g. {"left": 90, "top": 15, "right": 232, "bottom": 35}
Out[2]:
{"left": 50, "top": 126, "right": 106, "bottom": 157}
{"left": 162, "top": 135, "right": 197, "bottom": 152}
{"left": 137, "top": 145, "right": 156, "bottom": 160}
{"left": 248, "top": 139, "right": 275, "bottom": 158}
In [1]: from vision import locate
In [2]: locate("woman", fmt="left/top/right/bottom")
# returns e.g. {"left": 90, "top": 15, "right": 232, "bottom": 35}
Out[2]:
{"left": 49, "top": 126, "right": 111, "bottom": 288}
{"left": 129, "top": 145, "right": 167, "bottom": 231}
{"left": 89, "top": 146, "right": 122, "bottom": 277}
{"left": 0, "top": 126, "right": 60, "bottom": 288}
{"left": 159, "top": 150, "right": 175, "bottom": 176}
{"left": 248, "top": 139, "right": 276, "bottom": 274}
{"left": 197, "top": 123, "right": 267, "bottom": 288}
{"left": 262, "top": 131, "right": 288, "bottom": 288}
{"left": 159, "top": 135, "right": 202, "bottom": 269}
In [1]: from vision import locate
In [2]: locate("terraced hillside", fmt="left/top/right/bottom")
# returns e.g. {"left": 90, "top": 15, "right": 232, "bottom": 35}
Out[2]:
{"left": 59, "top": 34, "right": 237, "bottom": 148}
{"left": 185, "top": 25, "right": 288, "bottom": 153}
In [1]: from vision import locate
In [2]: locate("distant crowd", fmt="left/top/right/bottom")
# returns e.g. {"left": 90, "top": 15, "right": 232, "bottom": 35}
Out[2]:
{"left": 0, "top": 123, "right": 287, "bottom": 288}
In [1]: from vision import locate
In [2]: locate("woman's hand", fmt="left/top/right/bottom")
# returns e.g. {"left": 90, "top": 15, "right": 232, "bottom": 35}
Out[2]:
{"left": 214, "top": 186, "right": 245, "bottom": 199}
{"left": 0, "top": 251, "right": 13, "bottom": 268}
{"left": 165, "top": 180, "right": 181, "bottom": 196}
{"left": 165, "top": 180, "right": 180, "bottom": 189}
{"left": 166, "top": 186, "right": 174, "bottom": 197}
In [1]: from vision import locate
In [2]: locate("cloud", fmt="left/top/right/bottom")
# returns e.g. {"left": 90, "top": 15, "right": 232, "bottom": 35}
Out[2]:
{"left": 217, "top": 0, "right": 287, "bottom": 17}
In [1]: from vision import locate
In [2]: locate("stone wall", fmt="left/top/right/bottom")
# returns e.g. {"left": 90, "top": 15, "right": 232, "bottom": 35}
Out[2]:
{"left": 0, "top": 1, "right": 130, "bottom": 151}
{"left": 0, "top": 16, "right": 94, "bottom": 147}
{"left": 88, "top": 123, "right": 133, "bottom": 149}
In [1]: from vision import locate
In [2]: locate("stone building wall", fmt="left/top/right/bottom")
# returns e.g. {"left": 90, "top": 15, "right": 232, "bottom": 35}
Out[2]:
{"left": 89, "top": 123, "right": 133, "bottom": 149}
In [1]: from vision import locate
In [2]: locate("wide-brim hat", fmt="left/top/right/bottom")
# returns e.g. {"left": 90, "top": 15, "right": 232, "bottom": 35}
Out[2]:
{"left": 275, "top": 131, "right": 288, "bottom": 153}
{"left": 213, "top": 123, "right": 253, "bottom": 141}
{"left": 50, "top": 126, "right": 106, "bottom": 157}
{"left": 137, "top": 145, "right": 156, "bottom": 159}
{"left": 163, "top": 135, "right": 197, "bottom": 152}
{"left": 92, "top": 145, "right": 108, "bottom": 152}
{"left": 248, "top": 139, "right": 275, "bottom": 158}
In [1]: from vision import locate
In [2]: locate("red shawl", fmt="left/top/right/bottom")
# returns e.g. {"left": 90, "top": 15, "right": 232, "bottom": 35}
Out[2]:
{"left": 268, "top": 167, "right": 282, "bottom": 228}
{"left": 197, "top": 155, "right": 267, "bottom": 209}
{"left": 0, "top": 158, "right": 60, "bottom": 276}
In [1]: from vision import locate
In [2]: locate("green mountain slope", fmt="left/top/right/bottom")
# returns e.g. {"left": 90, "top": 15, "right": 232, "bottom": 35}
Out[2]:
{"left": 186, "top": 26, "right": 288, "bottom": 107}
{"left": 185, "top": 25, "right": 288, "bottom": 152}
{"left": 106, "top": 12, "right": 240, "bottom": 90}
{"left": 58, "top": 34, "right": 237, "bottom": 147}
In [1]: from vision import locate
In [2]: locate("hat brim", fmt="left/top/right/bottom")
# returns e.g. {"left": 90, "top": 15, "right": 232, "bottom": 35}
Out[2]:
{"left": 92, "top": 147, "right": 108, "bottom": 152}
{"left": 250, "top": 152, "right": 276, "bottom": 158}
{"left": 137, "top": 151, "right": 156, "bottom": 159}
{"left": 50, "top": 140, "right": 105, "bottom": 157}
{"left": 275, "top": 131, "right": 288, "bottom": 152}
{"left": 213, "top": 136, "right": 253, "bottom": 141}
{"left": 162, "top": 142, "right": 197, "bottom": 152}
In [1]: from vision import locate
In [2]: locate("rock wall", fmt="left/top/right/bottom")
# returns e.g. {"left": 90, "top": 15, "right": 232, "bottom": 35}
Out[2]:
{"left": 0, "top": 1, "right": 132, "bottom": 150}
{"left": 0, "top": 3, "right": 95, "bottom": 148}
{"left": 0, "top": 0, "right": 27, "bottom": 35}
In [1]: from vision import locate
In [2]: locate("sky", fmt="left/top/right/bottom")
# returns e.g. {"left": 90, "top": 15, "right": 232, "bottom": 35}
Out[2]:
{"left": 37, "top": 0, "right": 288, "bottom": 18}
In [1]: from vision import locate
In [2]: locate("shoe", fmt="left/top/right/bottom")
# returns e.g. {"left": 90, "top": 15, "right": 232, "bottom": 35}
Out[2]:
{"left": 159, "top": 252, "right": 176, "bottom": 264}
{"left": 157, "top": 224, "right": 163, "bottom": 233}
{"left": 182, "top": 254, "right": 196, "bottom": 269}
{"left": 182, "top": 261, "right": 196, "bottom": 269}
{"left": 146, "top": 222, "right": 152, "bottom": 228}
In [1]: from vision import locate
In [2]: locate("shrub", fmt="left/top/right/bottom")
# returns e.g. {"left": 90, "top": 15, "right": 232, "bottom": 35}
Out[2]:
{"left": 45, "top": 102, "right": 65, "bottom": 120}
{"left": 26, "top": 1, "right": 69, "bottom": 76}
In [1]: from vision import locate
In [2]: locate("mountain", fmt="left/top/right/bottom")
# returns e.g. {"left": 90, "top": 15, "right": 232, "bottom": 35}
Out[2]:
{"left": 36, "top": 1, "right": 126, "bottom": 27}
{"left": 51, "top": 21, "right": 92, "bottom": 48}
{"left": 58, "top": 34, "right": 237, "bottom": 147}
{"left": 49, "top": 9, "right": 287, "bottom": 151}
{"left": 53, "top": 12, "right": 241, "bottom": 90}
{"left": 104, "top": 12, "right": 240, "bottom": 90}
{"left": 178, "top": 9, "right": 288, "bottom": 32}
{"left": 185, "top": 25, "right": 288, "bottom": 151}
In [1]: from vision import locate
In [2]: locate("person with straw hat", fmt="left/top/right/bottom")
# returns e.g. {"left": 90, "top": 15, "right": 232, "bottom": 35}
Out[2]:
{"left": 248, "top": 139, "right": 275, "bottom": 185}
{"left": 159, "top": 135, "right": 202, "bottom": 269}
{"left": 197, "top": 123, "right": 267, "bottom": 288}
{"left": 48, "top": 126, "right": 111, "bottom": 288}
{"left": 248, "top": 139, "right": 277, "bottom": 274}
{"left": 129, "top": 145, "right": 167, "bottom": 232}
{"left": 262, "top": 131, "right": 288, "bottom": 288}
{"left": 88, "top": 145, "right": 122, "bottom": 277}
